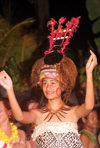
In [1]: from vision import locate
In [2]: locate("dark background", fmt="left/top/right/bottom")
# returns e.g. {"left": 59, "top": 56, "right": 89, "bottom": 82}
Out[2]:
{"left": 0, "top": 0, "right": 98, "bottom": 58}
{"left": 0, "top": 0, "right": 100, "bottom": 110}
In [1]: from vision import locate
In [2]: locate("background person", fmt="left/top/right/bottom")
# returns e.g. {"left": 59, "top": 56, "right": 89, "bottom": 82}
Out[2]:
{"left": 0, "top": 99, "right": 26, "bottom": 148}
{"left": 79, "top": 109, "right": 100, "bottom": 148}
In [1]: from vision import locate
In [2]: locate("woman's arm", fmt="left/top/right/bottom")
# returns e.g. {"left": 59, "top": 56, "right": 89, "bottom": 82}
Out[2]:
{"left": 80, "top": 133, "right": 97, "bottom": 148}
{"left": 0, "top": 70, "right": 37, "bottom": 123}
{"left": 80, "top": 133, "right": 90, "bottom": 148}
{"left": 75, "top": 50, "right": 97, "bottom": 119}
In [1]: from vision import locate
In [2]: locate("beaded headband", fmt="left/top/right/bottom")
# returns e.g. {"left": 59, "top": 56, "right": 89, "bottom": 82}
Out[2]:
{"left": 39, "top": 66, "right": 62, "bottom": 86}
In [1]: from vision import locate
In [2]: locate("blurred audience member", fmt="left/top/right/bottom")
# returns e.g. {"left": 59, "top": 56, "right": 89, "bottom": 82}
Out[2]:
{"left": 25, "top": 99, "right": 39, "bottom": 148}
{"left": 0, "top": 99, "right": 26, "bottom": 148}
{"left": 80, "top": 109, "right": 99, "bottom": 148}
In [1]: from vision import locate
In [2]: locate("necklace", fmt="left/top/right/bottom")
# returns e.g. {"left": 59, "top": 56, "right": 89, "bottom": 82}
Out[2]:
{"left": 42, "top": 105, "right": 70, "bottom": 121}
{"left": 0, "top": 122, "right": 19, "bottom": 147}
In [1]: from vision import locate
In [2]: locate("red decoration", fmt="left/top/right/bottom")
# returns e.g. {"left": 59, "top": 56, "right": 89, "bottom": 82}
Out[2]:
{"left": 45, "top": 16, "right": 81, "bottom": 56}
{"left": 3, "top": 143, "right": 7, "bottom": 148}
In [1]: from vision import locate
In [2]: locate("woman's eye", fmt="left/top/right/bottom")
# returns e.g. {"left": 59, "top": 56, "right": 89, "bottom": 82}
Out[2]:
{"left": 43, "top": 82, "right": 47, "bottom": 85}
{"left": 51, "top": 82, "right": 55, "bottom": 84}
{"left": 43, "top": 83, "right": 46, "bottom": 85}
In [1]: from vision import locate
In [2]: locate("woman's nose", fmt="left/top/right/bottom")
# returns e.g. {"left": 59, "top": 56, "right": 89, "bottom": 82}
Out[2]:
{"left": 47, "top": 84, "right": 52, "bottom": 90}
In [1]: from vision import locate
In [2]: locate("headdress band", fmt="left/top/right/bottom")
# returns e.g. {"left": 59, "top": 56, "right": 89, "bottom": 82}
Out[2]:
{"left": 39, "top": 67, "right": 62, "bottom": 86}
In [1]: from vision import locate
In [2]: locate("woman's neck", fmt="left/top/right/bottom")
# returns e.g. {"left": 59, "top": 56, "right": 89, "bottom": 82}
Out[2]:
{"left": 47, "top": 98, "right": 64, "bottom": 112}
{"left": 84, "top": 126, "right": 94, "bottom": 133}
{"left": 42, "top": 98, "right": 69, "bottom": 122}
{"left": 0, "top": 119, "right": 12, "bottom": 136}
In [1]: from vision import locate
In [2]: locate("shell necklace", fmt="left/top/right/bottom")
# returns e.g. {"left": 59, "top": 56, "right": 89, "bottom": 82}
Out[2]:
{"left": 42, "top": 104, "right": 70, "bottom": 121}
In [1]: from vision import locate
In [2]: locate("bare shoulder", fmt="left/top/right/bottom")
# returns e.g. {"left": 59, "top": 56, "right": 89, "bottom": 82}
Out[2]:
{"left": 64, "top": 104, "right": 72, "bottom": 109}
{"left": 64, "top": 104, "right": 78, "bottom": 111}
{"left": 80, "top": 133, "right": 92, "bottom": 148}
{"left": 73, "top": 104, "right": 92, "bottom": 119}
{"left": 80, "top": 132, "right": 90, "bottom": 141}
{"left": 66, "top": 105, "right": 81, "bottom": 121}
{"left": 31, "top": 108, "right": 43, "bottom": 115}
{"left": 30, "top": 108, "right": 43, "bottom": 119}
{"left": 63, "top": 105, "right": 77, "bottom": 114}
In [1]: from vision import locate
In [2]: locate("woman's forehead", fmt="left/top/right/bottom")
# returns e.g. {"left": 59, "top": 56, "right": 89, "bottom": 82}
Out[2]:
{"left": 43, "top": 78, "right": 59, "bottom": 82}
{"left": 88, "top": 111, "right": 98, "bottom": 117}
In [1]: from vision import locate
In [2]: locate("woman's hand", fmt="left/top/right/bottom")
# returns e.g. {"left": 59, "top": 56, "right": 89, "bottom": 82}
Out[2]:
{"left": 0, "top": 70, "right": 13, "bottom": 90}
{"left": 85, "top": 50, "right": 97, "bottom": 74}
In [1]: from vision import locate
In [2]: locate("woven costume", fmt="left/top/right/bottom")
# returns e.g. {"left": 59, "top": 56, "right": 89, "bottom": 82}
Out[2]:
{"left": 0, "top": 141, "right": 10, "bottom": 148}
{"left": 32, "top": 122, "right": 83, "bottom": 148}
{"left": 31, "top": 16, "right": 83, "bottom": 148}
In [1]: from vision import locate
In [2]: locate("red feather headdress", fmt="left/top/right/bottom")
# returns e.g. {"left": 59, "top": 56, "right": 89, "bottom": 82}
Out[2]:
{"left": 44, "top": 16, "right": 80, "bottom": 57}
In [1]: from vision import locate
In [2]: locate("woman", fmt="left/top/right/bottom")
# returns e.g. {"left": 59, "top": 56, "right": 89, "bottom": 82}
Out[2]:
{"left": 80, "top": 110, "right": 100, "bottom": 148}
{"left": 0, "top": 100, "right": 26, "bottom": 148}
{"left": 0, "top": 17, "right": 97, "bottom": 148}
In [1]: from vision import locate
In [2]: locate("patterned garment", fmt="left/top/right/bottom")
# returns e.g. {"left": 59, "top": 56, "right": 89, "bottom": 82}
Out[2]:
{"left": 0, "top": 141, "right": 11, "bottom": 148}
{"left": 32, "top": 122, "right": 83, "bottom": 148}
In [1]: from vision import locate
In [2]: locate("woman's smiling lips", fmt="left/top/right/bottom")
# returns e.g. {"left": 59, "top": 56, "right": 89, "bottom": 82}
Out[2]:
{"left": 46, "top": 91, "right": 54, "bottom": 95}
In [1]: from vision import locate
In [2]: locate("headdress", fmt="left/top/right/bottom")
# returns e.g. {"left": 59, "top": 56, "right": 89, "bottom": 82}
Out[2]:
{"left": 31, "top": 16, "right": 80, "bottom": 102}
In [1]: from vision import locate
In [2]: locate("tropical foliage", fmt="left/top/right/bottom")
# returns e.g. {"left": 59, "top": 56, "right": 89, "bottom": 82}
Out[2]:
{"left": 86, "top": 0, "right": 100, "bottom": 54}
{"left": 0, "top": 16, "right": 46, "bottom": 89}
{"left": 78, "top": 0, "right": 100, "bottom": 88}
{"left": 0, "top": 17, "right": 37, "bottom": 66}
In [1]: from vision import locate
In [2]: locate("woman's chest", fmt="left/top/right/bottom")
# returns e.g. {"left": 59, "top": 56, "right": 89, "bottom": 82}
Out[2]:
{"left": 37, "top": 107, "right": 78, "bottom": 124}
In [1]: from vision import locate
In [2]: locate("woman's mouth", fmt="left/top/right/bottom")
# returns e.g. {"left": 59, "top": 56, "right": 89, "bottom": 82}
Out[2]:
{"left": 46, "top": 91, "right": 54, "bottom": 95}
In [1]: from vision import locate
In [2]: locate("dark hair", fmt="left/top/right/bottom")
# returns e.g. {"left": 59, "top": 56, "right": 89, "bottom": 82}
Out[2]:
{"left": 78, "top": 109, "right": 98, "bottom": 131}
{"left": 0, "top": 98, "right": 11, "bottom": 110}
{"left": 84, "top": 109, "right": 98, "bottom": 119}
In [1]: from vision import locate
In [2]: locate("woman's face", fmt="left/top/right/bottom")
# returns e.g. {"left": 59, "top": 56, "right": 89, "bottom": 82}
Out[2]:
{"left": 42, "top": 78, "right": 62, "bottom": 100}
{"left": 85, "top": 111, "right": 99, "bottom": 129}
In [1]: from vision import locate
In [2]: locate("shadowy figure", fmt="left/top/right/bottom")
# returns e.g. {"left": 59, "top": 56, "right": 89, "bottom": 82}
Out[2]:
{"left": 0, "top": 99, "right": 26, "bottom": 148}
{"left": 79, "top": 110, "right": 100, "bottom": 148}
